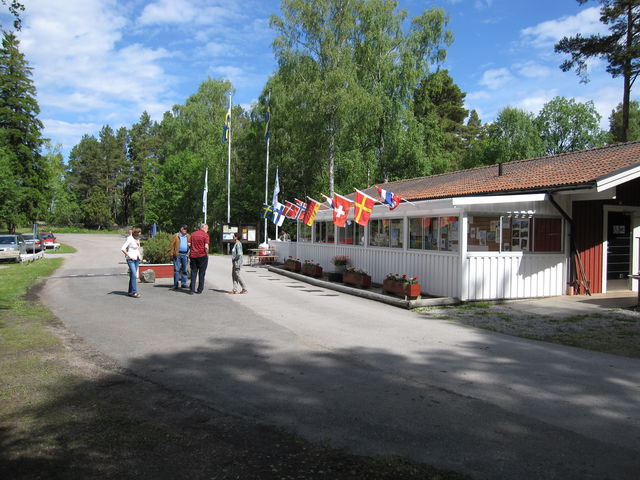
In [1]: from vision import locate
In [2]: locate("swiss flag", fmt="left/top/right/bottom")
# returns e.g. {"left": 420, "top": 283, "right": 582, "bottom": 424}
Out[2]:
{"left": 354, "top": 190, "right": 375, "bottom": 226}
{"left": 332, "top": 194, "right": 352, "bottom": 227}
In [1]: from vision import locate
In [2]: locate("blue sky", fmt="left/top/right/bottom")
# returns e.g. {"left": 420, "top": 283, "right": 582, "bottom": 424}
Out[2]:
{"left": 2, "top": 0, "right": 629, "bottom": 157}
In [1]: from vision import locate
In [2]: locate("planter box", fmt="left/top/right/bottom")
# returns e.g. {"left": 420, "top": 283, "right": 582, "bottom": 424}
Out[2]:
{"left": 140, "top": 263, "right": 174, "bottom": 279}
{"left": 383, "top": 279, "right": 421, "bottom": 299}
{"left": 284, "top": 260, "right": 301, "bottom": 272}
{"left": 301, "top": 264, "right": 323, "bottom": 277}
{"left": 343, "top": 272, "right": 371, "bottom": 288}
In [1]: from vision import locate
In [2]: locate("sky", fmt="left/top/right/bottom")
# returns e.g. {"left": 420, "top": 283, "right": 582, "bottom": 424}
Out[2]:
{"left": 1, "top": 0, "right": 631, "bottom": 158}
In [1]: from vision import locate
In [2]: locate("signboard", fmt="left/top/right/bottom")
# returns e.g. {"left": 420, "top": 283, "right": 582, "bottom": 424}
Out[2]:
{"left": 222, "top": 225, "right": 257, "bottom": 243}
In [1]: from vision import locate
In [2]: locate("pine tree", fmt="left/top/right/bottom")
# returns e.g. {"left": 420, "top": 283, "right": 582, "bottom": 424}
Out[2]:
{"left": 0, "top": 31, "right": 47, "bottom": 230}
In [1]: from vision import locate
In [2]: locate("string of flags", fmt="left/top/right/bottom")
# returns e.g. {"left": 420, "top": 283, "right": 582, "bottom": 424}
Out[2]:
{"left": 261, "top": 178, "right": 408, "bottom": 228}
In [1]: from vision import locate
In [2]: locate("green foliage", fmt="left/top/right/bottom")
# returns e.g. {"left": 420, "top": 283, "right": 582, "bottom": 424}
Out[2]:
{"left": 609, "top": 100, "right": 640, "bottom": 141}
{"left": 141, "top": 232, "right": 172, "bottom": 264}
{"left": 0, "top": 31, "right": 48, "bottom": 230}
{"left": 555, "top": 1, "right": 640, "bottom": 141}
{"left": 536, "top": 96, "right": 608, "bottom": 154}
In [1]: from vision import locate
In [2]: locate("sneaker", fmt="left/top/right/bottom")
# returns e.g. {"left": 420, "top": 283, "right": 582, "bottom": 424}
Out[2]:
{"left": 170, "top": 286, "right": 179, "bottom": 291}
{"left": 239, "top": 290, "right": 248, "bottom": 294}
{"left": 188, "top": 291, "right": 194, "bottom": 295}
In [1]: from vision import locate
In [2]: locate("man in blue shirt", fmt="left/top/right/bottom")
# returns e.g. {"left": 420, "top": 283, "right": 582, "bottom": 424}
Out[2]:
{"left": 168, "top": 225, "right": 190, "bottom": 290}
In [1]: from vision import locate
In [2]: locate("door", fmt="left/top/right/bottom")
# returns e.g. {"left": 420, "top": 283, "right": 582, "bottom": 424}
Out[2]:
{"left": 607, "top": 211, "right": 631, "bottom": 291}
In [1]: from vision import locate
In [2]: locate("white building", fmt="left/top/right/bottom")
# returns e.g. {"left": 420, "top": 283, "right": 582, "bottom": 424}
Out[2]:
{"left": 274, "top": 142, "right": 640, "bottom": 301}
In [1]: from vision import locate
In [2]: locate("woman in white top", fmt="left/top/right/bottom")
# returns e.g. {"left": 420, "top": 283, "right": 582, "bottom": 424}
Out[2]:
{"left": 121, "top": 227, "right": 142, "bottom": 297}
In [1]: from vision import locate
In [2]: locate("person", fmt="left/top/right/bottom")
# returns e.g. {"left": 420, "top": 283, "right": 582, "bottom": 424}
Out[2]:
{"left": 229, "top": 232, "right": 247, "bottom": 294}
{"left": 279, "top": 229, "right": 290, "bottom": 242}
{"left": 189, "top": 223, "right": 209, "bottom": 295}
{"left": 168, "top": 224, "right": 190, "bottom": 290}
{"left": 121, "top": 227, "right": 142, "bottom": 298}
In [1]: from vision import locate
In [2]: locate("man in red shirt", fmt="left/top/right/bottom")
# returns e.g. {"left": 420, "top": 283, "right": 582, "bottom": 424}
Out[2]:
{"left": 189, "top": 223, "right": 210, "bottom": 295}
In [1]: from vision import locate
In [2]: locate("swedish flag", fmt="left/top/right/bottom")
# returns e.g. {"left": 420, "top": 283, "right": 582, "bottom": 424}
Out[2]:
{"left": 222, "top": 107, "right": 231, "bottom": 143}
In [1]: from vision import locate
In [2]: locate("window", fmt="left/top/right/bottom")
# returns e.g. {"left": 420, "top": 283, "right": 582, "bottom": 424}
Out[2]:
{"left": 369, "top": 219, "right": 390, "bottom": 247}
{"left": 313, "top": 221, "right": 334, "bottom": 243}
{"left": 533, "top": 217, "right": 562, "bottom": 252}
{"left": 338, "top": 222, "right": 364, "bottom": 245}
{"left": 390, "top": 218, "right": 403, "bottom": 248}
{"left": 408, "top": 216, "right": 456, "bottom": 251}
{"left": 409, "top": 218, "right": 423, "bottom": 249}
{"left": 468, "top": 215, "right": 501, "bottom": 252}
{"left": 466, "top": 214, "right": 562, "bottom": 253}
{"left": 299, "top": 223, "right": 312, "bottom": 243}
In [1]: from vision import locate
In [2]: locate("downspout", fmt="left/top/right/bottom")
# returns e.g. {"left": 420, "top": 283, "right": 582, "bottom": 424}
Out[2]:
{"left": 547, "top": 193, "right": 590, "bottom": 295}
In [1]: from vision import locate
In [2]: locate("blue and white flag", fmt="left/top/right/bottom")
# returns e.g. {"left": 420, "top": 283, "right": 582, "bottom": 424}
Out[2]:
{"left": 272, "top": 201, "right": 286, "bottom": 227}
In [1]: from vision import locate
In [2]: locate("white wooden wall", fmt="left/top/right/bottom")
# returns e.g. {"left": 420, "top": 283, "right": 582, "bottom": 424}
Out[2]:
{"left": 463, "top": 253, "right": 567, "bottom": 300}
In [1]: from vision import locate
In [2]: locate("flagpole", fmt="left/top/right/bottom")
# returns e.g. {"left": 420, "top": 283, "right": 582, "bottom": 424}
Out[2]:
{"left": 227, "top": 93, "right": 232, "bottom": 224}
{"left": 264, "top": 93, "right": 270, "bottom": 243}
{"left": 203, "top": 168, "right": 208, "bottom": 224}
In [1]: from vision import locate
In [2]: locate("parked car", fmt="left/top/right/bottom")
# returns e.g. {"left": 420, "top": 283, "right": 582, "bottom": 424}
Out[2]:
{"left": 42, "top": 232, "right": 57, "bottom": 247}
{"left": 0, "top": 234, "right": 26, "bottom": 262}
{"left": 21, "top": 233, "right": 44, "bottom": 252}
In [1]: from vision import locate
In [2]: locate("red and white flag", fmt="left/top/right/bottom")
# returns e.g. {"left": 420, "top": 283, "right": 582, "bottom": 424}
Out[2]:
{"left": 283, "top": 200, "right": 298, "bottom": 219}
{"left": 332, "top": 193, "right": 353, "bottom": 227}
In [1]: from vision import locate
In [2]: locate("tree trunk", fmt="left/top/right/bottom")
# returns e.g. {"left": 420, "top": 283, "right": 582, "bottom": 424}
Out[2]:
{"left": 328, "top": 122, "right": 335, "bottom": 197}
{"left": 622, "top": 4, "right": 633, "bottom": 143}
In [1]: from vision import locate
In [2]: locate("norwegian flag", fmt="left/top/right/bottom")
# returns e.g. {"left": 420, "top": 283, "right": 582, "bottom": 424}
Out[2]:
{"left": 377, "top": 186, "right": 402, "bottom": 210}
{"left": 293, "top": 198, "right": 307, "bottom": 222}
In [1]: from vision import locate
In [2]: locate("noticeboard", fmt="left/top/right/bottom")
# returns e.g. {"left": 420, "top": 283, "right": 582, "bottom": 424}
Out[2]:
{"left": 222, "top": 225, "right": 257, "bottom": 243}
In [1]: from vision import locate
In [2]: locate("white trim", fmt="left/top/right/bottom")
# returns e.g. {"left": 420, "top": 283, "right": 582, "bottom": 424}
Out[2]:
{"left": 597, "top": 164, "right": 640, "bottom": 192}
{"left": 452, "top": 193, "right": 547, "bottom": 206}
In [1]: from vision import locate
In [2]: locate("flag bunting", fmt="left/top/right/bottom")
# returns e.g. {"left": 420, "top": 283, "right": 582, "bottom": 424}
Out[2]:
{"left": 376, "top": 186, "right": 402, "bottom": 210}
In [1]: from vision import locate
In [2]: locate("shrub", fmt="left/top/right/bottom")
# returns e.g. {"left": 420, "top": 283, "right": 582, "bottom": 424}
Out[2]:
{"left": 142, "top": 232, "right": 172, "bottom": 264}
{"left": 331, "top": 255, "right": 349, "bottom": 266}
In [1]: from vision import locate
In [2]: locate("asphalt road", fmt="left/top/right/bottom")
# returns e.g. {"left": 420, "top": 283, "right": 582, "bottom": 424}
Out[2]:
{"left": 40, "top": 234, "right": 640, "bottom": 480}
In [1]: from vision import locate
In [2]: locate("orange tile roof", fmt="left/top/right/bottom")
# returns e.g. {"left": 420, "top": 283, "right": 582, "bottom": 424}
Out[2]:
{"left": 365, "top": 141, "right": 640, "bottom": 201}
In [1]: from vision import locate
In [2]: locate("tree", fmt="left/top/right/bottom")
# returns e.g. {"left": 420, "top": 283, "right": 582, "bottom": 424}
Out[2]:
{"left": 1, "top": 1, "right": 25, "bottom": 30}
{"left": 609, "top": 99, "right": 640, "bottom": 140}
{"left": 555, "top": 0, "right": 640, "bottom": 142}
{"left": 414, "top": 69, "right": 468, "bottom": 171}
{"left": 536, "top": 96, "right": 608, "bottom": 154}
{"left": 462, "top": 107, "right": 545, "bottom": 168}
{"left": 0, "top": 31, "right": 47, "bottom": 230}
{"left": 270, "top": 0, "right": 454, "bottom": 192}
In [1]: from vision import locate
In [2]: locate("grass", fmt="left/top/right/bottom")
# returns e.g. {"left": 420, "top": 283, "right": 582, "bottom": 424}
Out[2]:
{"left": 415, "top": 304, "right": 640, "bottom": 358}
{"left": 45, "top": 243, "right": 77, "bottom": 254}
{"left": 0, "top": 257, "right": 469, "bottom": 479}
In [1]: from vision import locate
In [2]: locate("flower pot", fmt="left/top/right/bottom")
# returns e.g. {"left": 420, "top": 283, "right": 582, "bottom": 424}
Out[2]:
{"left": 343, "top": 272, "right": 371, "bottom": 288}
{"left": 140, "top": 263, "right": 174, "bottom": 278}
{"left": 333, "top": 264, "right": 347, "bottom": 274}
{"left": 284, "top": 260, "right": 301, "bottom": 272}
{"left": 302, "top": 264, "right": 323, "bottom": 277}
{"left": 383, "top": 279, "right": 421, "bottom": 299}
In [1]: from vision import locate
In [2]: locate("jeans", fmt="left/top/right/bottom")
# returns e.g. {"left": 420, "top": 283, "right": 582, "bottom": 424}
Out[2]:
{"left": 126, "top": 258, "right": 140, "bottom": 294}
{"left": 190, "top": 256, "right": 208, "bottom": 293}
{"left": 173, "top": 253, "right": 189, "bottom": 287}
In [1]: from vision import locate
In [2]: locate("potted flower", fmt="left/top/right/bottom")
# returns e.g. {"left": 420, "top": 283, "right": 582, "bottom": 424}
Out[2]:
{"left": 343, "top": 267, "right": 372, "bottom": 288}
{"left": 330, "top": 255, "right": 349, "bottom": 274}
{"left": 139, "top": 232, "right": 174, "bottom": 279}
{"left": 383, "top": 273, "right": 421, "bottom": 299}
{"left": 283, "top": 256, "right": 302, "bottom": 272}
{"left": 301, "top": 259, "right": 323, "bottom": 277}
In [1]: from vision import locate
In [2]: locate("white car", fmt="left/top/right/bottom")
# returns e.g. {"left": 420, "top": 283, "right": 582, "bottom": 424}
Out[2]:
{"left": 0, "top": 234, "right": 27, "bottom": 262}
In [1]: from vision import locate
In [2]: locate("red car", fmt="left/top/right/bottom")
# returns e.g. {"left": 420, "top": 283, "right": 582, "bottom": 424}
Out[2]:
{"left": 42, "top": 232, "right": 57, "bottom": 248}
